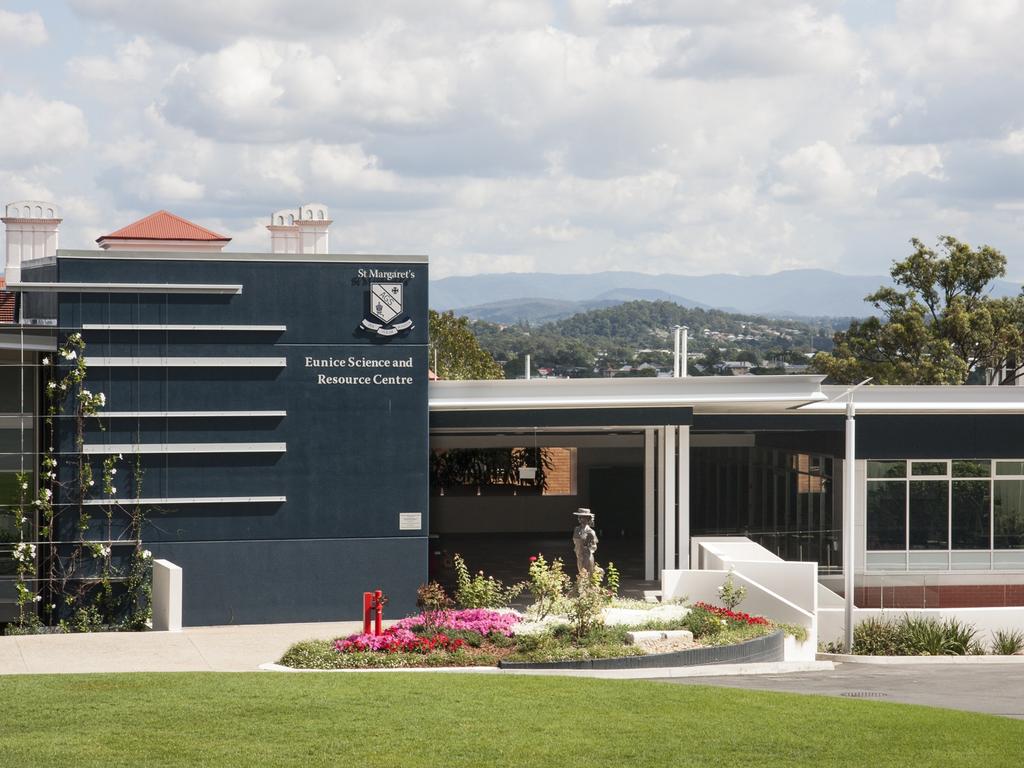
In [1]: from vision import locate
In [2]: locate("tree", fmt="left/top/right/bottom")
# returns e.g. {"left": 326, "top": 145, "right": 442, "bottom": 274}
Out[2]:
{"left": 812, "top": 236, "right": 1024, "bottom": 384}
{"left": 428, "top": 310, "right": 504, "bottom": 380}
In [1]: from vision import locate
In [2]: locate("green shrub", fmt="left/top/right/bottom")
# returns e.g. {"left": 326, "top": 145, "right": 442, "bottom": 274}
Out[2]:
{"left": 683, "top": 604, "right": 724, "bottom": 640}
{"left": 940, "top": 618, "right": 980, "bottom": 655}
{"left": 566, "top": 573, "right": 610, "bottom": 640}
{"left": 278, "top": 639, "right": 348, "bottom": 669}
{"left": 901, "top": 615, "right": 955, "bottom": 655}
{"left": 526, "top": 554, "right": 570, "bottom": 619}
{"left": 991, "top": 628, "right": 1024, "bottom": 655}
{"left": 852, "top": 614, "right": 983, "bottom": 656}
{"left": 277, "top": 639, "right": 498, "bottom": 669}
{"left": 702, "top": 624, "right": 774, "bottom": 647}
{"left": 604, "top": 562, "right": 620, "bottom": 596}
{"left": 717, "top": 570, "right": 746, "bottom": 610}
{"left": 773, "top": 622, "right": 809, "bottom": 643}
{"left": 452, "top": 553, "right": 525, "bottom": 609}
{"left": 852, "top": 616, "right": 909, "bottom": 656}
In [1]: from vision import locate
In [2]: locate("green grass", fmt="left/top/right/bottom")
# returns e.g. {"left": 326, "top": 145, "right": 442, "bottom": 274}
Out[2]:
{"left": 1, "top": 673, "right": 1022, "bottom": 767}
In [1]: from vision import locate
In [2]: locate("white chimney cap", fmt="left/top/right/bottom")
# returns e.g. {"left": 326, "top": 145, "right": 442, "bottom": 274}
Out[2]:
{"left": 3, "top": 200, "right": 61, "bottom": 220}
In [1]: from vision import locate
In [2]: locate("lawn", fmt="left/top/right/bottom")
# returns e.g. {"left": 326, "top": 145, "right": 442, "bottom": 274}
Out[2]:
{"left": 1, "top": 674, "right": 1021, "bottom": 767}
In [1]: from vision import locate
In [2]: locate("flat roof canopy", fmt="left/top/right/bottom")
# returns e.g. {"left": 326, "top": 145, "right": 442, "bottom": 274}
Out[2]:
{"left": 429, "top": 375, "right": 1024, "bottom": 431}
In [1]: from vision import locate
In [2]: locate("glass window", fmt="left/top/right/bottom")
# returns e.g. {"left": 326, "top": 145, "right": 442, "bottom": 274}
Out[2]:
{"left": 867, "top": 481, "right": 906, "bottom": 550}
{"left": 911, "top": 461, "right": 947, "bottom": 477}
{"left": 952, "top": 460, "right": 991, "bottom": 478}
{"left": 995, "top": 461, "right": 1024, "bottom": 476}
{"left": 867, "top": 461, "right": 905, "bottom": 479}
{"left": 909, "top": 480, "right": 948, "bottom": 549}
{"left": 993, "top": 479, "right": 1024, "bottom": 549}
{"left": 951, "top": 480, "right": 990, "bottom": 549}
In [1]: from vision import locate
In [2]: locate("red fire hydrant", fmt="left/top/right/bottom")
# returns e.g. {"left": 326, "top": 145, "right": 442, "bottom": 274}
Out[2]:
{"left": 362, "top": 590, "right": 387, "bottom": 636}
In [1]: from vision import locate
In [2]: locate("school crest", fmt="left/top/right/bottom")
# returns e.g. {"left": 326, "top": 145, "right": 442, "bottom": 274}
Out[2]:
{"left": 360, "top": 282, "right": 414, "bottom": 337}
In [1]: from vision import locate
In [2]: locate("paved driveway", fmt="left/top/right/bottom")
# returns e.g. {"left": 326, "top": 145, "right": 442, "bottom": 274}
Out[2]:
{"left": 653, "top": 662, "right": 1024, "bottom": 719}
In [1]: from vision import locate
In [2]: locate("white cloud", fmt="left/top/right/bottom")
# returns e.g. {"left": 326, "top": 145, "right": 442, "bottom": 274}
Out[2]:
{"left": 68, "top": 37, "right": 153, "bottom": 82}
{"left": 0, "top": 10, "right": 47, "bottom": 47}
{"left": 141, "top": 172, "right": 205, "bottom": 202}
{"left": 770, "top": 142, "right": 857, "bottom": 204}
{"left": 0, "top": 93, "right": 89, "bottom": 166}
{"left": 3, "top": 1, "right": 1024, "bottom": 282}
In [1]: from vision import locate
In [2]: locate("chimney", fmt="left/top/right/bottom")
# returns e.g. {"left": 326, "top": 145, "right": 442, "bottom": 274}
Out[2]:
{"left": 268, "top": 203, "right": 331, "bottom": 254}
{"left": 2, "top": 200, "right": 61, "bottom": 283}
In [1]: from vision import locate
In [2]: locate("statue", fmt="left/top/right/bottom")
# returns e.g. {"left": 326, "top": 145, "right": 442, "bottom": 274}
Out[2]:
{"left": 572, "top": 508, "right": 601, "bottom": 579}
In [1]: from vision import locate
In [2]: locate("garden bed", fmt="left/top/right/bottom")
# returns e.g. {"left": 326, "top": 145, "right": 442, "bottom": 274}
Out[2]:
{"left": 278, "top": 556, "right": 804, "bottom": 671}
{"left": 278, "top": 604, "right": 793, "bottom": 671}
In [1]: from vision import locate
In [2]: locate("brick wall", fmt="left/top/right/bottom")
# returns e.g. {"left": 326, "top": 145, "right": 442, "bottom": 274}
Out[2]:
{"left": 854, "top": 584, "right": 1024, "bottom": 608}
{"left": 543, "top": 447, "right": 574, "bottom": 496}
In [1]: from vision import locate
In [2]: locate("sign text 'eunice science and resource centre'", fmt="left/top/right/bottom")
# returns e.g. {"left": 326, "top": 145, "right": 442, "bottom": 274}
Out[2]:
{"left": 304, "top": 355, "right": 415, "bottom": 385}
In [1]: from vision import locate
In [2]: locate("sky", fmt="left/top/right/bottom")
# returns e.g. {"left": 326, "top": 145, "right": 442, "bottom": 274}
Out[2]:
{"left": 1, "top": 0, "right": 1023, "bottom": 281}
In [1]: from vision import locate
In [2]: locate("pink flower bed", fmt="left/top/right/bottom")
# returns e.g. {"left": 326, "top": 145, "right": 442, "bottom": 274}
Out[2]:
{"left": 334, "top": 628, "right": 467, "bottom": 654}
{"left": 393, "top": 608, "right": 520, "bottom": 637}
{"left": 333, "top": 609, "right": 520, "bottom": 656}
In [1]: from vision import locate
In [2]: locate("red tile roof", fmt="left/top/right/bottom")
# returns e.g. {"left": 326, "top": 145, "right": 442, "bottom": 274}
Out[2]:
{"left": 97, "top": 211, "right": 230, "bottom": 242}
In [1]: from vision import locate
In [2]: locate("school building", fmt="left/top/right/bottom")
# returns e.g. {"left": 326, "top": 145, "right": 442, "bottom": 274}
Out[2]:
{"left": 1, "top": 200, "right": 1023, "bottom": 627}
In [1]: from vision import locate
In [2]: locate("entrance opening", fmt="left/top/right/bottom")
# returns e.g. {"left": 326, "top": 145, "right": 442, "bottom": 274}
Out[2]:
{"left": 428, "top": 433, "right": 647, "bottom": 594}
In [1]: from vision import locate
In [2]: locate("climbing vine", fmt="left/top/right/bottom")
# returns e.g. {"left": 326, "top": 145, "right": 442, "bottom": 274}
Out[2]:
{"left": 5, "top": 333, "right": 153, "bottom": 634}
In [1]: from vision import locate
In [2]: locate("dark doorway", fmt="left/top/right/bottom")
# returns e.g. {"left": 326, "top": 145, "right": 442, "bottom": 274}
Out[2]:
{"left": 588, "top": 466, "right": 644, "bottom": 579}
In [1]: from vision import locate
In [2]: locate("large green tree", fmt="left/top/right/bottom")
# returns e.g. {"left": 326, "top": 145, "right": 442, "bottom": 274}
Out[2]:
{"left": 428, "top": 310, "right": 504, "bottom": 380}
{"left": 812, "top": 236, "right": 1024, "bottom": 384}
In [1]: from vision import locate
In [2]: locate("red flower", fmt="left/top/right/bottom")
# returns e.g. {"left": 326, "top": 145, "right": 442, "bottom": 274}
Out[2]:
{"left": 529, "top": 556, "right": 538, "bottom": 562}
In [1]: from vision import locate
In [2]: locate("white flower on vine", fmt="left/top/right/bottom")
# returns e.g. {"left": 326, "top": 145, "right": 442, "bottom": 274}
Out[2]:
{"left": 143, "top": 550, "right": 152, "bottom": 559}
{"left": 42, "top": 357, "right": 50, "bottom": 366}
{"left": 83, "top": 389, "right": 91, "bottom": 397}
{"left": 42, "top": 488, "right": 51, "bottom": 500}
{"left": 21, "top": 481, "right": 28, "bottom": 490}
{"left": 88, "top": 480, "right": 94, "bottom": 486}
{"left": 110, "top": 487, "right": 117, "bottom": 495}
{"left": 47, "top": 381, "right": 56, "bottom": 390}
{"left": 18, "top": 516, "right": 26, "bottom": 524}
{"left": 110, "top": 468, "right": 117, "bottom": 476}
{"left": 33, "top": 595, "right": 42, "bottom": 602}
{"left": 97, "top": 393, "right": 106, "bottom": 405}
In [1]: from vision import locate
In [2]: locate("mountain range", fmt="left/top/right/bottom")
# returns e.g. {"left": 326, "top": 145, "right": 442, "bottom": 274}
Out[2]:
{"left": 429, "top": 269, "right": 1023, "bottom": 323}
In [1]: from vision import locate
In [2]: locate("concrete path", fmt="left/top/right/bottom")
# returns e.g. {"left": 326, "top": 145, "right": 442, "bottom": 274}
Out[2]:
{"left": 0, "top": 621, "right": 365, "bottom": 674}
{"left": 653, "top": 661, "right": 1024, "bottom": 719}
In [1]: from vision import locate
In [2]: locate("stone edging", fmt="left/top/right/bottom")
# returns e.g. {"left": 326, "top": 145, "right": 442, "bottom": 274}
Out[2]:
{"left": 818, "top": 652, "right": 1024, "bottom": 665}
{"left": 497, "top": 630, "right": 785, "bottom": 670}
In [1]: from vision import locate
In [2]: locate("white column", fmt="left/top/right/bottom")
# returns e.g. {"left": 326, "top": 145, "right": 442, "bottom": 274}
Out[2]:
{"left": 681, "top": 327, "right": 688, "bottom": 378}
{"left": 843, "top": 401, "right": 856, "bottom": 653}
{"left": 656, "top": 427, "right": 665, "bottom": 573}
{"left": 662, "top": 426, "right": 676, "bottom": 570}
{"left": 677, "top": 424, "right": 690, "bottom": 569}
{"left": 152, "top": 559, "right": 183, "bottom": 632}
{"left": 644, "top": 428, "right": 656, "bottom": 580}
{"left": 673, "top": 326, "right": 681, "bottom": 378}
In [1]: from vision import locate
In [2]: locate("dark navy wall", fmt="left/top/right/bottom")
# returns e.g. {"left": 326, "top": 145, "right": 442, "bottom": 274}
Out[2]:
{"left": 55, "top": 252, "right": 428, "bottom": 625}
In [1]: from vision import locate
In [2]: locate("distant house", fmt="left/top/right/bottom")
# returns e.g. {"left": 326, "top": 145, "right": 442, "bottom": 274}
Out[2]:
{"left": 722, "top": 361, "right": 754, "bottom": 376}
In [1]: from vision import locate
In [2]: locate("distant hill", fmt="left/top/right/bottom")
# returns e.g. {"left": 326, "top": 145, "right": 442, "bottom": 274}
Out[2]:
{"left": 430, "top": 269, "right": 1023, "bottom": 319}
{"left": 455, "top": 287, "right": 710, "bottom": 324}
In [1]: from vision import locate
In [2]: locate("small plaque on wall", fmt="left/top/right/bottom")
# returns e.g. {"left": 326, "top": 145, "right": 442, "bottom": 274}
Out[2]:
{"left": 399, "top": 512, "right": 422, "bottom": 530}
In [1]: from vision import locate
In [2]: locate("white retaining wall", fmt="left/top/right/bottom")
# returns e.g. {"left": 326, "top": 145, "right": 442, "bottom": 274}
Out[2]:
{"left": 819, "top": 606, "right": 1024, "bottom": 648}
{"left": 661, "top": 567, "right": 817, "bottom": 661}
